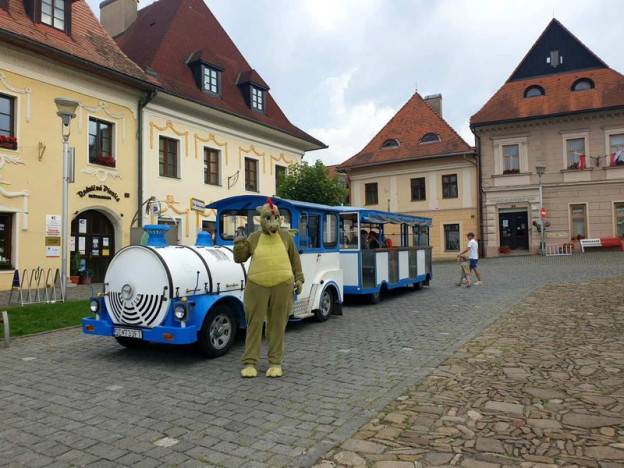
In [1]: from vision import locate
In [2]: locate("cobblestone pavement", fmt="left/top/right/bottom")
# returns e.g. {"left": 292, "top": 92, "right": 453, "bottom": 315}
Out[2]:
{"left": 0, "top": 253, "right": 623, "bottom": 467}
{"left": 317, "top": 275, "right": 624, "bottom": 468}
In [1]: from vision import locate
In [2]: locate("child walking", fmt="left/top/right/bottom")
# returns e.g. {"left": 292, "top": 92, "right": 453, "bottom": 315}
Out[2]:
{"left": 456, "top": 255, "right": 471, "bottom": 287}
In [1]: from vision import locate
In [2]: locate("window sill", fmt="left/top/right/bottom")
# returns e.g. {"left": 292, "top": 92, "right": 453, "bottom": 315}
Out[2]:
{"left": 442, "top": 197, "right": 459, "bottom": 200}
{"left": 205, "top": 182, "right": 222, "bottom": 187}
{"left": 88, "top": 162, "right": 117, "bottom": 170}
{"left": 410, "top": 199, "right": 426, "bottom": 202}
{"left": 158, "top": 175, "right": 182, "bottom": 181}
{"left": 603, "top": 165, "right": 624, "bottom": 170}
{"left": 560, "top": 168, "right": 594, "bottom": 173}
{"left": 493, "top": 172, "right": 529, "bottom": 178}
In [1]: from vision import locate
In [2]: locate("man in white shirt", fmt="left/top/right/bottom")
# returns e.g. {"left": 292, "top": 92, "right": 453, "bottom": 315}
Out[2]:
{"left": 459, "top": 232, "right": 482, "bottom": 285}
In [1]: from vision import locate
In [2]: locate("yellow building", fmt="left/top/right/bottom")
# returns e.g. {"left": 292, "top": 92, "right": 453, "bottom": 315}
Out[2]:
{"left": 0, "top": 0, "right": 153, "bottom": 288}
{"left": 338, "top": 93, "right": 478, "bottom": 259}
{"left": 101, "top": 0, "right": 325, "bottom": 244}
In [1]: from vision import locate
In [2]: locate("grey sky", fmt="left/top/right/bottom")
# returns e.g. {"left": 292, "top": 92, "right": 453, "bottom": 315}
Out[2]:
{"left": 88, "top": 0, "right": 624, "bottom": 164}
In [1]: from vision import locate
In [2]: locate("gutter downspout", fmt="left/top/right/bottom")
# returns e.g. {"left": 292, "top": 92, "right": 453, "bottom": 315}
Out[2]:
{"left": 138, "top": 90, "right": 157, "bottom": 227}
{"left": 474, "top": 134, "right": 484, "bottom": 258}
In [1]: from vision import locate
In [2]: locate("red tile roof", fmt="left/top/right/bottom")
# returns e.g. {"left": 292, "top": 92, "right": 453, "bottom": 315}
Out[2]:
{"left": 339, "top": 93, "right": 472, "bottom": 170}
{"left": 115, "top": 0, "right": 324, "bottom": 150}
{"left": 471, "top": 68, "right": 624, "bottom": 127}
{"left": 0, "top": 0, "right": 151, "bottom": 86}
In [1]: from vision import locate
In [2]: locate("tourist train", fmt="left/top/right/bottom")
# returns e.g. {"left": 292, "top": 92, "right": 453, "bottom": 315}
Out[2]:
{"left": 82, "top": 195, "right": 432, "bottom": 356}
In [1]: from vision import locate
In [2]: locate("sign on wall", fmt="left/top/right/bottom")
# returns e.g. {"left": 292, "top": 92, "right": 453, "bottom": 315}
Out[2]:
{"left": 190, "top": 198, "right": 206, "bottom": 212}
{"left": 45, "top": 215, "right": 62, "bottom": 257}
{"left": 77, "top": 184, "right": 120, "bottom": 202}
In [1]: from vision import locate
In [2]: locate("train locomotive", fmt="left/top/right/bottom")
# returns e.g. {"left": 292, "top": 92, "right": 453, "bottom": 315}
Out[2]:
{"left": 83, "top": 225, "right": 248, "bottom": 357}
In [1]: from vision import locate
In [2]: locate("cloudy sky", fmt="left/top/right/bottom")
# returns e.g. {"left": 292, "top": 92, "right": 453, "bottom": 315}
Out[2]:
{"left": 88, "top": 0, "right": 624, "bottom": 165}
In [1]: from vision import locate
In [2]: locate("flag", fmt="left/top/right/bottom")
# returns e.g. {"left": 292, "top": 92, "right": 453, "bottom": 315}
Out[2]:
{"left": 578, "top": 154, "right": 586, "bottom": 170}
{"left": 612, "top": 150, "right": 624, "bottom": 166}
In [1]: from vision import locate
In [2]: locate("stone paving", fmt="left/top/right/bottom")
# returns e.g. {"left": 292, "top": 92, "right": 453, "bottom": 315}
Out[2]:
{"left": 317, "top": 276, "right": 624, "bottom": 468}
{"left": 0, "top": 252, "right": 623, "bottom": 467}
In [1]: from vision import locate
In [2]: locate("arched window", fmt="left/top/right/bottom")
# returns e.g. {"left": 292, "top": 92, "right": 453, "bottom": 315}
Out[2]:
{"left": 381, "top": 138, "right": 400, "bottom": 149}
{"left": 524, "top": 85, "right": 545, "bottom": 98}
{"left": 420, "top": 133, "right": 440, "bottom": 144}
{"left": 571, "top": 78, "right": 595, "bottom": 91}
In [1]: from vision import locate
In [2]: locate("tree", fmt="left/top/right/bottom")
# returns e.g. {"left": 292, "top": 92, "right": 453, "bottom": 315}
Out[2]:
{"left": 277, "top": 160, "right": 348, "bottom": 206}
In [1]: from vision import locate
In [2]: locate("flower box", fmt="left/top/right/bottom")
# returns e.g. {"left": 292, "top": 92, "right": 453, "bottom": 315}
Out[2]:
{"left": 0, "top": 135, "right": 17, "bottom": 150}
{"left": 93, "top": 154, "right": 116, "bottom": 168}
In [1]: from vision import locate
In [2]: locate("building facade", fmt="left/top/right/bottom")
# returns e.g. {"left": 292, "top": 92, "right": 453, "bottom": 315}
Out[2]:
{"left": 471, "top": 19, "right": 624, "bottom": 257}
{"left": 0, "top": 0, "right": 153, "bottom": 288}
{"left": 339, "top": 93, "right": 478, "bottom": 259}
{"left": 102, "top": 0, "right": 324, "bottom": 245}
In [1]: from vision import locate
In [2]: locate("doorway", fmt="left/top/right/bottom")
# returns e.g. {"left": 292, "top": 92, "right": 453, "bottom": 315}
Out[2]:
{"left": 71, "top": 210, "right": 115, "bottom": 283}
{"left": 499, "top": 210, "right": 529, "bottom": 250}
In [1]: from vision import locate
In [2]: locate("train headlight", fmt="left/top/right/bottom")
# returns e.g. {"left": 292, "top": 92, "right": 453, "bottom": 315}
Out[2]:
{"left": 173, "top": 304, "right": 187, "bottom": 321}
{"left": 89, "top": 299, "right": 100, "bottom": 313}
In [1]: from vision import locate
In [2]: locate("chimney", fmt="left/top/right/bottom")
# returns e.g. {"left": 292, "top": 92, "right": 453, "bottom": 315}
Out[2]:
{"left": 424, "top": 94, "right": 443, "bottom": 117}
{"left": 100, "top": 0, "right": 138, "bottom": 38}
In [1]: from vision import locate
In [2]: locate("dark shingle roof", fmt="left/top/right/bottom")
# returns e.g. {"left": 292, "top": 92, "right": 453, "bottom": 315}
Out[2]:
{"left": 115, "top": 0, "right": 324, "bottom": 149}
{"left": 339, "top": 93, "right": 472, "bottom": 170}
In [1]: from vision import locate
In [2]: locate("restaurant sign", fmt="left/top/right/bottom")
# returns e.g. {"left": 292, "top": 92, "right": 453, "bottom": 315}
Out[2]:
{"left": 77, "top": 184, "right": 120, "bottom": 202}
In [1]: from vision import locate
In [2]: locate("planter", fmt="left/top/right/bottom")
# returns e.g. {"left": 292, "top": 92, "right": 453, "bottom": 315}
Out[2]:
{"left": 0, "top": 141, "right": 17, "bottom": 150}
{"left": 70, "top": 275, "right": 80, "bottom": 284}
{"left": 499, "top": 246, "right": 511, "bottom": 254}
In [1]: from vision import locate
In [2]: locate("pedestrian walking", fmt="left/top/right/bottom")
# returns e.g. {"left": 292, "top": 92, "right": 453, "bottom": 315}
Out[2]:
{"left": 459, "top": 232, "right": 482, "bottom": 285}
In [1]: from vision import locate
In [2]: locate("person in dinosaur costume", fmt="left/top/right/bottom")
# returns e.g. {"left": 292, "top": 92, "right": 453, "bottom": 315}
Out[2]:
{"left": 233, "top": 198, "right": 303, "bottom": 378}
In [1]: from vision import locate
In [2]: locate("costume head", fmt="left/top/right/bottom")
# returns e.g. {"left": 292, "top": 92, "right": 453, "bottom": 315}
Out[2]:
{"left": 258, "top": 198, "right": 281, "bottom": 235}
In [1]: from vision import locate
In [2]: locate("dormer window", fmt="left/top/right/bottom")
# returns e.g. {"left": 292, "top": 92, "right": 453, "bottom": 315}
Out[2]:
{"left": 572, "top": 78, "right": 594, "bottom": 91}
{"left": 420, "top": 133, "right": 440, "bottom": 144}
{"left": 41, "top": 0, "right": 67, "bottom": 31}
{"left": 250, "top": 86, "right": 264, "bottom": 111}
{"left": 524, "top": 85, "right": 545, "bottom": 98}
{"left": 202, "top": 66, "right": 220, "bottom": 95}
{"left": 381, "top": 138, "right": 400, "bottom": 149}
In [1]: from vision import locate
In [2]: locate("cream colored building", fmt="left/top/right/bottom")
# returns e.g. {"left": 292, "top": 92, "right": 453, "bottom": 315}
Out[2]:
{"left": 339, "top": 93, "right": 478, "bottom": 259}
{"left": 0, "top": 0, "right": 152, "bottom": 289}
{"left": 103, "top": 0, "right": 324, "bottom": 245}
{"left": 471, "top": 19, "right": 624, "bottom": 256}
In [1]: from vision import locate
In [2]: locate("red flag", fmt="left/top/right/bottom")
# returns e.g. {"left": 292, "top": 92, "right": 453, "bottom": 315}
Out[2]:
{"left": 579, "top": 154, "right": 586, "bottom": 170}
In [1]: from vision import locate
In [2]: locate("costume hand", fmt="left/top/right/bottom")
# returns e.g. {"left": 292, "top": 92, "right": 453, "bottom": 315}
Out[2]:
{"left": 294, "top": 280, "right": 303, "bottom": 295}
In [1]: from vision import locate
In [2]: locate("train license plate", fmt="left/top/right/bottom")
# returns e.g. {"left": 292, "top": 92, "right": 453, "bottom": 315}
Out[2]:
{"left": 114, "top": 328, "right": 142, "bottom": 339}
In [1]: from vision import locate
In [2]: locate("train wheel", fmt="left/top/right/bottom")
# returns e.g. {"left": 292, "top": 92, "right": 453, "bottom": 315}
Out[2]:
{"left": 368, "top": 290, "right": 381, "bottom": 304}
{"left": 411, "top": 281, "right": 423, "bottom": 290}
{"left": 115, "top": 337, "right": 146, "bottom": 349}
{"left": 314, "top": 288, "right": 334, "bottom": 322}
{"left": 198, "top": 304, "right": 237, "bottom": 358}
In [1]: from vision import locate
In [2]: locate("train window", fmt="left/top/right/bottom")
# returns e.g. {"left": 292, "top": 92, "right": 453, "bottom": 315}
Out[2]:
{"left": 323, "top": 214, "right": 338, "bottom": 249}
{"left": 340, "top": 213, "right": 358, "bottom": 249}
{"left": 220, "top": 209, "right": 291, "bottom": 240}
{"left": 299, "top": 213, "right": 320, "bottom": 249}
{"left": 419, "top": 225, "right": 430, "bottom": 247}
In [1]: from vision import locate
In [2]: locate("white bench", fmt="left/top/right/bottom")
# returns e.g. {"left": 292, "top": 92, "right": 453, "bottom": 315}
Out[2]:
{"left": 580, "top": 238, "right": 601, "bottom": 252}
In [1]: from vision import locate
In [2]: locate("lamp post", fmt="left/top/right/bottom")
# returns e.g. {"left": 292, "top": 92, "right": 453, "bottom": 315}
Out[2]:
{"left": 535, "top": 165, "right": 546, "bottom": 254}
{"left": 54, "top": 98, "right": 79, "bottom": 299}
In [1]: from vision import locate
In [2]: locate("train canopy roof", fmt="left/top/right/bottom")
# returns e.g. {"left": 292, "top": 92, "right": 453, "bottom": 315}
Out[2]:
{"left": 206, "top": 195, "right": 432, "bottom": 226}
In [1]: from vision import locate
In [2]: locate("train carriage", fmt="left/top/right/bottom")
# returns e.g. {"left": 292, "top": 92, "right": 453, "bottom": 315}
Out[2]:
{"left": 82, "top": 195, "right": 432, "bottom": 357}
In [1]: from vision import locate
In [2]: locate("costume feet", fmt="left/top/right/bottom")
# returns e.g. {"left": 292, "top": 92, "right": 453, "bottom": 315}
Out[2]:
{"left": 240, "top": 366, "right": 258, "bottom": 378}
{"left": 266, "top": 366, "right": 283, "bottom": 378}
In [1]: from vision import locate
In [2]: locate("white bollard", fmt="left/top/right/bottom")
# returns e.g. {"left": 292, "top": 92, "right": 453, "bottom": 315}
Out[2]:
{"left": 1, "top": 310, "right": 9, "bottom": 347}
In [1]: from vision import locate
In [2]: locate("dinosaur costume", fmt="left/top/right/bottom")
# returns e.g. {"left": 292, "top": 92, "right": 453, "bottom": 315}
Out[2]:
{"left": 233, "top": 199, "right": 303, "bottom": 378}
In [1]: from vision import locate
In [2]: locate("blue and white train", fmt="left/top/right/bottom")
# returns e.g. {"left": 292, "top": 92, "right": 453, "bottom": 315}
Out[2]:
{"left": 82, "top": 195, "right": 432, "bottom": 357}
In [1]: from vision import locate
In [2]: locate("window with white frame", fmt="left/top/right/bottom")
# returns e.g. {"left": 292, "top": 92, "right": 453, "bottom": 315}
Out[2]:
{"left": 245, "top": 157, "right": 258, "bottom": 192}
{"left": 566, "top": 137, "right": 586, "bottom": 169}
{"left": 202, "top": 66, "right": 220, "bottom": 94}
{"left": 250, "top": 86, "right": 264, "bottom": 111}
{"left": 609, "top": 133, "right": 624, "bottom": 167}
{"left": 502, "top": 144, "right": 520, "bottom": 174}
{"left": 493, "top": 137, "right": 527, "bottom": 175}
{"left": 0, "top": 93, "right": 16, "bottom": 149}
{"left": 0, "top": 213, "right": 13, "bottom": 269}
{"left": 41, "top": 0, "right": 66, "bottom": 31}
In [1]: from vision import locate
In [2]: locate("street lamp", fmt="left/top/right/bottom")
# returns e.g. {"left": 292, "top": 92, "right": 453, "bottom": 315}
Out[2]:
{"left": 535, "top": 165, "right": 546, "bottom": 254}
{"left": 55, "top": 97, "right": 79, "bottom": 299}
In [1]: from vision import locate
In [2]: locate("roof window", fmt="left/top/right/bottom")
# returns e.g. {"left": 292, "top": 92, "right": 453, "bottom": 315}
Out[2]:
{"left": 571, "top": 78, "right": 595, "bottom": 91}
{"left": 40, "top": 0, "right": 70, "bottom": 33}
{"left": 420, "top": 133, "right": 440, "bottom": 144}
{"left": 524, "top": 85, "right": 545, "bottom": 98}
{"left": 381, "top": 138, "right": 400, "bottom": 149}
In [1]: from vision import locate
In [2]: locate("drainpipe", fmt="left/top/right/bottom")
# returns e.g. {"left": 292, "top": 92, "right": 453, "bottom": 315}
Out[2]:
{"left": 462, "top": 149, "right": 481, "bottom": 256}
{"left": 474, "top": 134, "right": 484, "bottom": 258}
{"left": 137, "top": 90, "right": 157, "bottom": 228}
